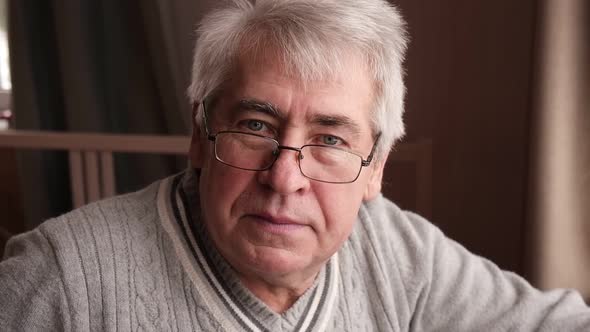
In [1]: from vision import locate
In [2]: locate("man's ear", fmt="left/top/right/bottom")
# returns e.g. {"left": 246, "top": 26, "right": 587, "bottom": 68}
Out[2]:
{"left": 363, "top": 159, "right": 386, "bottom": 201}
{"left": 189, "top": 103, "right": 204, "bottom": 168}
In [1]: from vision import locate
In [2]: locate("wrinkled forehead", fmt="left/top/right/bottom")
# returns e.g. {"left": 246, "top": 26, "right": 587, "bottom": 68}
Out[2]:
{"left": 197, "top": 40, "right": 378, "bottom": 137}
{"left": 203, "top": 50, "right": 376, "bottom": 141}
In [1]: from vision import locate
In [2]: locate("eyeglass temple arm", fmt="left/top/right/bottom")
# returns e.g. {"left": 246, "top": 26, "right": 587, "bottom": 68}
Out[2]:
{"left": 200, "top": 99, "right": 215, "bottom": 138}
{"left": 361, "top": 133, "right": 381, "bottom": 167}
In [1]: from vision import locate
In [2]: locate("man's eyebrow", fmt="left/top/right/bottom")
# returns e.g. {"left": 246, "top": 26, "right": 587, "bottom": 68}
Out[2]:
{"left": 237, "top": 99, "right": 361, "bottom": 134}
{"left": 238, "top": 99, "right": 284, "bottom": 120}
{"left": 310, "top": 114, "right": 362, "bottom": 135}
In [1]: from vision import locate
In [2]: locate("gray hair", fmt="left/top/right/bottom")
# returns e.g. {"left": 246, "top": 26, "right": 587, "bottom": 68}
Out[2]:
{"left": 187, "top": 0, "right": 408, "bottom": 159}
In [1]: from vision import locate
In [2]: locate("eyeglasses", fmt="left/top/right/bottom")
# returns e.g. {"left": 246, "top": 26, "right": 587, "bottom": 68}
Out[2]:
{"left": 201, "top": 100, "right": 380, "bottom": 184}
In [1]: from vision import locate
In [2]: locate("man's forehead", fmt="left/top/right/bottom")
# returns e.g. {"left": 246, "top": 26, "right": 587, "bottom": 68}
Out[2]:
{"left": 207, "top": 52, "right": 376, "bottom": 134}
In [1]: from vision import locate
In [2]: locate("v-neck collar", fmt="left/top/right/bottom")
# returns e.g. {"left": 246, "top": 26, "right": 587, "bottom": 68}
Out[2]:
{"left": 157, "top": 171, "right": 340, "bottom": 332}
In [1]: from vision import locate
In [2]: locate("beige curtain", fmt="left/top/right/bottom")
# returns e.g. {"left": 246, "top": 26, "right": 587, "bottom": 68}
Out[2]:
{"left": 527, "top": 0, "right": 590, "bottom": 298}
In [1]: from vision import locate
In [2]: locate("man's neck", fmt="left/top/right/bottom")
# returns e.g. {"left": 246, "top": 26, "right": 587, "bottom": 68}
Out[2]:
{"left": 238, "top": 272, "right": 318, "bottom": 313}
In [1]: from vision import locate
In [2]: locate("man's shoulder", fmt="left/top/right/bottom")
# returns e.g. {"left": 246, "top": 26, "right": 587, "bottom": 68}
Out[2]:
{"left": 4, "top": 175, "right": 169, "bottom": 281}
{"left": 345, "top": 194, "right": 443, "bottom": 280}
{"left": 349, "top": 195, "right": 447, "bottom": 290}
{"left": 0, "top": 176, "right": 181, "bottom": 330}
{"left": 39, "top": 179, "right": 162, "bottom": 240}
{"left": 4, "top": 178, "right": 168, "bottom": 272}
{"left": 333, "top": 195, "right": 443, "bottom": 321}
{"left": 356, "top": 194, "right": 441, "bottom": 252}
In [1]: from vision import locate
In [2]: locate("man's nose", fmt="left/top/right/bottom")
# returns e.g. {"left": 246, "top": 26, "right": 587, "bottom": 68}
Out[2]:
{"left": 257, "top": 148, "right": 310, "bottom": 194}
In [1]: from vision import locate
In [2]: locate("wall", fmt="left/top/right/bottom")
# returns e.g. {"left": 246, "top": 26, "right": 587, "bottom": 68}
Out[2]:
{"left": 389, "top": 0, "right": 537, "bottom": 274}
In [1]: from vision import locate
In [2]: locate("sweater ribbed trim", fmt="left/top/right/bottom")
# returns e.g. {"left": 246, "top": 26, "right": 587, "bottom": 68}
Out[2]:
{"left": 179, "top": 170, "right": 327, "bottom": 329}
{"left": 156, "top": 172, "right": 340, "bottom": 332}
{"left": 157, "top": 174, "right": 238, "bottom": 331}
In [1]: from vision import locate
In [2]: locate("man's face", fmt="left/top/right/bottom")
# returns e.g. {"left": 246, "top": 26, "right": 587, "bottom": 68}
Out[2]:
{"left": 190, "top": 55, "right": 385, "bottom": 285}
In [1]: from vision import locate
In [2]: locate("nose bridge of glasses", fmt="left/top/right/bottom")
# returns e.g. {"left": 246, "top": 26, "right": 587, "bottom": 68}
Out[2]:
{"left": 267, "top": 145, "right": 303, "bottom": 171}
{"left": 275, "top": 145, "right": 304, "bottom": 160}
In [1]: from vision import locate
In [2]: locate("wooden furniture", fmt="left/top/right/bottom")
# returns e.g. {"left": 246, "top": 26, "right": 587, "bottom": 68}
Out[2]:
{"left": 0, "top": 130, "right": 189, "bottom": 209}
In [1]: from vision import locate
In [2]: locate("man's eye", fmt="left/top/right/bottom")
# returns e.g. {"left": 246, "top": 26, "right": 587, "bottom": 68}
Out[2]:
{"left": 322, "top": 135, "right": 342, "bottom": 146}
{"left": 245, "top": 120, "right": 265, "bottom": 131}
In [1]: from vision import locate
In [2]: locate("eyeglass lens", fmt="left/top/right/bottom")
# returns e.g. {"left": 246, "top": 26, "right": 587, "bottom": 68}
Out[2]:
{"left": 214, "top": 132, "right": 362, "bottom": 183}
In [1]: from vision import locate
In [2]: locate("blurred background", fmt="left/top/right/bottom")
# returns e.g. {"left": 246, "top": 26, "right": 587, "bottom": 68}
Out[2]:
{"left": 0, "top": 0, "right": 588, "bottom": 300}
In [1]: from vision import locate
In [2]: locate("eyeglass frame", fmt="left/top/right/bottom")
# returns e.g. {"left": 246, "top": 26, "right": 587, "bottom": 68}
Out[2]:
{"left": 199, "top": 97, "right": 381, "bottom": 184}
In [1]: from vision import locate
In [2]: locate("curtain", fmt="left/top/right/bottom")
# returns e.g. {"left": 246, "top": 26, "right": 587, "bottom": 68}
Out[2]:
{"left": 526, "top": 0, "right": 590, "bottom": 298}
{"left": 8, "top": 0, "right": 209, "bottom": 228}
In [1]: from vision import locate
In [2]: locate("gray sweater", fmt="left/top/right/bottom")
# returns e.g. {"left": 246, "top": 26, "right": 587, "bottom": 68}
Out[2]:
{"left": 1, "top": 171, "right": 589, "bottom": 331}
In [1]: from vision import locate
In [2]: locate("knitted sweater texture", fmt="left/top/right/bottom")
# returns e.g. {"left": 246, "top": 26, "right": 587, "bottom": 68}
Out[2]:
{"left": 1, "top": 171, "right": 589, "bottom": 331}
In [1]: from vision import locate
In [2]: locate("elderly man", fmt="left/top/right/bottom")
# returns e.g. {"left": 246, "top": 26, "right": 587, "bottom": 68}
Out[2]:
{"left": 1, "top": 0, "right": 589, "bottom": 331}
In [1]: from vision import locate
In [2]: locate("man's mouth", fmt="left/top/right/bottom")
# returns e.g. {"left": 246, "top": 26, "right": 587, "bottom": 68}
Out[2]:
{"left": 243, "top": 213, "right": 308, "bottom": 234}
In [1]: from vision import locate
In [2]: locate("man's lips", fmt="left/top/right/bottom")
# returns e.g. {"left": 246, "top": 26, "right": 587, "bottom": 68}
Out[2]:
{"left": 252, "top": 213, "right": 303, "bottom": 225}
{"left": 243, "top": 213, "right": 308, "bottom": 234}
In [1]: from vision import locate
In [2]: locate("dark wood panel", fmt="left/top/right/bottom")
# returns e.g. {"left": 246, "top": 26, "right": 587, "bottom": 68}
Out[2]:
{"left": 385, "top": 0, "right": 537, "bottom": 274}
